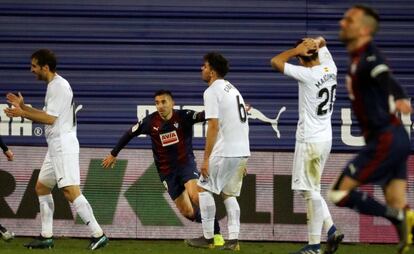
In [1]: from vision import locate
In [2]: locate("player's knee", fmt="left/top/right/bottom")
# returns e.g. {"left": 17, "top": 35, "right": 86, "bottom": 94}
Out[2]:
{"left": 177, "top": 204, "right": 194, "bottom": 220}
{"left": 328, "top": 189, "right": 349, "bottom": 207}
{"left": 35, "top": 181, "right": 51, "bottom": 196}
{"left": 385, "top": 195, "right": 405, "bottom": 209}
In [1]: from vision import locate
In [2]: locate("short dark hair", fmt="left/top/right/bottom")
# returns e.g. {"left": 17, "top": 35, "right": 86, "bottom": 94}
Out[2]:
{"left": 154, "top": 89, "right": 174, "bottom": 99}
{"left": 294, "top": 39, "right": 318, "bottom": 63}
{"left": 203, "top": 52, "right": 229, "bottom": 78}
{"left": 31, "top": 49, "right": 57, "bottom": 72}
{"left": 353, "top": 4, "right": 380, "bottom": 35}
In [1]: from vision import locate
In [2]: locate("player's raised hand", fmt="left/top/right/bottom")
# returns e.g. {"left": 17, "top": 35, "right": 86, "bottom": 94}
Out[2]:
{"left": 297, "top": 39, "right": 317, "bottom": 56}
{"left": 102, "top": 154, "right": 117, "bottom": 169}
{"left": 6, "top": 92, "right": 25, "bottom": 108}
{"left": 3, "top": 149, "right": 14, "bottom": 161}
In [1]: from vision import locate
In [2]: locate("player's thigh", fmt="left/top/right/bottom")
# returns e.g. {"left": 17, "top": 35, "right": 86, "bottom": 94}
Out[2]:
{"left": 384, "top": 179, "right": 407, "bottom": 209}
{"left": 184, "top": 179, "right": 202, "bottom": 205}
{"left": 162, "top": 172, "right": 185, "bottom": 201}
{"left": 292, "top": 141, "right": 330, "bottom": 191}
{"left": 38, "top": 151, "right": 57, "bottom": 190}
{"left": 51, "top": 153, "right": 80, "bottom": 189}
{"left": 222, "top": 157, "right": 249, "bottom": 197}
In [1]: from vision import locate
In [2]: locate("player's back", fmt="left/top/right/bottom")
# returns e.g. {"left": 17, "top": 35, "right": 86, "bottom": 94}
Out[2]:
{"left": 203, "top": 79, "right": 250, "bottom": 157}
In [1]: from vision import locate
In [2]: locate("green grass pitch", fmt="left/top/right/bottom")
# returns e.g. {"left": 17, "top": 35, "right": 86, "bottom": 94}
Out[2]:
{"left": 0, "top": 237, "right": 399, "bottom": 254}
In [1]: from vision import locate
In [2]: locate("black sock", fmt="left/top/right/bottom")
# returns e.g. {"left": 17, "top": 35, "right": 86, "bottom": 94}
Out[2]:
{"left": 194, "top": 208, "right": 202, "bottom": 223}
{"left": 340, "top": 190, "right": 401, "bottom": 225}
{"left": 214, "top": 217, "right": 220, "bottom": 235}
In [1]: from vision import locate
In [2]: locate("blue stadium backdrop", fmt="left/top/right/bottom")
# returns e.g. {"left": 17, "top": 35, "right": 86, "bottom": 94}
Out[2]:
{"left": 0, "top": 0, "right": 413, "bottom": 244}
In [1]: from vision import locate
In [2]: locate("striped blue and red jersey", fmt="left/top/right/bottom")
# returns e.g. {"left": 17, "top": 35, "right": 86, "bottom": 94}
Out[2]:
{"left": 111, "top": 109, "right": 205, "bottom": 176}
{"left": 346, "top": 42, "right": 409, "bottom": 140}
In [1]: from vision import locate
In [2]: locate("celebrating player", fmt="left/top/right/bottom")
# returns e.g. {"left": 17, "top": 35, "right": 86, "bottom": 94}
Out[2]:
{"left": 102, "top": 90, "right": 224, "bottom": 246}
{"left": 4, "top": 49, "right": 108, "bottom": 250}
{"left": 271, "top": 37, "right": 343, "bottom": 254}
{"left": 330, "top": 5, "right": 413, "bottom": 254}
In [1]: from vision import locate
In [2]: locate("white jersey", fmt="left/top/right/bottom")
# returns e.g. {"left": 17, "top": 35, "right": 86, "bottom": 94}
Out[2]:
{"left": 43, "top": 74, "right": 79, "bottom": 154}
{"left": 283, "top": 46, "right": 337, "bottom": 142}
{"left": 203, "top": 79, "right": 250, "bottom": 157}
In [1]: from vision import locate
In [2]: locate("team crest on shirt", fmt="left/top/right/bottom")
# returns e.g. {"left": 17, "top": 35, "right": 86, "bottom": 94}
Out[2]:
{"left": 173, "top": 122, "right": 179, "bottom": 128}
{"left": 323, "top": 67, "right": 329, "bottom": 72}
{"left": 160, "top": 130, "right": 179, "bottom": 146}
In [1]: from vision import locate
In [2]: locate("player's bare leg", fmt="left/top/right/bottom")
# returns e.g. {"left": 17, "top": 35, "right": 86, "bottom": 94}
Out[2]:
{"left": 182, "top": 180, "right": 224, "bottom": 246}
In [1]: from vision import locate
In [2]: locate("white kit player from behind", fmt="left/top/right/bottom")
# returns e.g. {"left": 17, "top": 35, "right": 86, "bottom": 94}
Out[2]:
{"left": 4, "top": 49, "right": 108, "bottom": 250}
{"left": 185, "top": 52, "right": 250, "bottom": 251}
{"left": 271, "top": 37, "right": 344, "bottom": 254}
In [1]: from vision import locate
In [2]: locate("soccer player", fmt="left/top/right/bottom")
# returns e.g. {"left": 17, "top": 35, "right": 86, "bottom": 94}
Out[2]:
{"left": 330, "top": 4, "right": 413, "bottom": 254}
{"left": 4, "top": 49, "right": 108, "bottom": 250}
{"left": 271, "top": 37, "right": 343, "bottom": 254}
{"left": 185, "top": 52, "right": 250, "bottom": 251}
{"left": 101, "top": 90, "right": 224, "bottom": 246}
{"left": 0, "top": 136, "right": 14, "bottom": 242}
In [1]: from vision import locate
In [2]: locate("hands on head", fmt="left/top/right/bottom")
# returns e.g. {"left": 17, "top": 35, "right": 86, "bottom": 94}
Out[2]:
{"left": 296, "top": 38, "right": 318, "bottom": 57}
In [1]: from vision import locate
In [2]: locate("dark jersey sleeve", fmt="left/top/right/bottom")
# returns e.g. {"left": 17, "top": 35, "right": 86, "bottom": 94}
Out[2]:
{"left": 375, "top": 72, "right": 409, "bottom": 100}
{"left": 368, "top": 51, "right": 409, "bottom": 100}
{"left": 183, "top": 110, "right": 205, "bottom": 124}
{"left": 110, "top": 116, "right": 150, "bottom": 157}
{"left": 0, "top": 136, "right": 8, "bottom": 152}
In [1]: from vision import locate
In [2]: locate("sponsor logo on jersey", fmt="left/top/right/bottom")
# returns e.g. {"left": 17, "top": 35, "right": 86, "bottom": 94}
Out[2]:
{"left": 160, "top": 130, "right": 179, "bottom": 147}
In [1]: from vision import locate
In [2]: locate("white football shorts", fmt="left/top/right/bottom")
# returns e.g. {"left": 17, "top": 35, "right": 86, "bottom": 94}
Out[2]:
{"left": 39, "top": 134, "right": 80, "bottom": 189}
{"left": 291, "top": 140, "right": 331, "bottom": 191}
{"left": 198, "top": 156, "right": 249, "bottom": 196}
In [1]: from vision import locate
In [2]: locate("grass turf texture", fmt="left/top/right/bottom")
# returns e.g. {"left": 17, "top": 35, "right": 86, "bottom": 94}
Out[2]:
{"left": 1, "top": 237, "right": 398, "bottom": 254}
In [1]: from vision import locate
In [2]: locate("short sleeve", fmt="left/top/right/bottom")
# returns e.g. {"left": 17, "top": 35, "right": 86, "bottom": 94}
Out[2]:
{"left": 45, "top": 85, "right": 64, "bottom": 117}
{"left": 204, "top": 88, "right": 220, "bottom": 119}
{"left": 284, "top": 63, "right": 313, "bottom": 83}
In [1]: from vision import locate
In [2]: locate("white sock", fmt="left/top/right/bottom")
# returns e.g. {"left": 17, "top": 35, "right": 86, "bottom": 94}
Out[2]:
{"left": 39, "top": 194, "right": 54, "bottom": 238}
{"left": 224, "top": 196, "right": 240, "bottom": 240}
{"left": 199, "top": 191, "right": 215, "bottom": 239}
{"left": 73, "top": 195, "right": 103, "bottom": 238}
{"left": 321, "top": 197, "right": 334, "bottom": 234}
{"left": 305, "top": 191, "right": 323, "bottom": 245}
